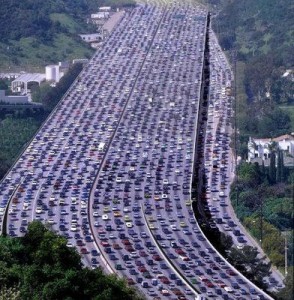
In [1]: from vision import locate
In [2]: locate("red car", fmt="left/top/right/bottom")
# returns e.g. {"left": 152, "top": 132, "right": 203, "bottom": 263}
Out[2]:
{"left": 152, "top": 254, "right": 162, "bottom": 261}
{"left": 205, "top": 281, "right": 214, "bottom": 288}
{"left": 127, "top": 278, "right": 135, "bottom": 285}
{"left": 160, "top": 277, "right": 170, "bottom": 284}
{"left": 138, "top": 266, "right": 147, "bottom": 273}
{"left": 101, "top": 241, "right": 110, "bottom": 247}
{"left": 226, "top": 269, "right": 236, "bottom": 276}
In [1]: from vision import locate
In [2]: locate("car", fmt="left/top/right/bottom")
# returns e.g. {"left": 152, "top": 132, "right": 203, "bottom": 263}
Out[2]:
{"left": 80, "top": 248, "right": 88, "bottom": 254}
{"left": 127, "top": 278, "right": 135, "bottom": 285}
{"left": 126, "top": 222, "right": 133, "bottom": 228}
{"left": 224, "top": 286, "right": 233, "bottom": 293}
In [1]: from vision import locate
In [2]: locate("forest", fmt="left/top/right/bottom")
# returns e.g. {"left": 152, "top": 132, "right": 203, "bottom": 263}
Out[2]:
{"left": 0, "top": 0, "right": 135, "bottom": 70}
{"left": 0, "top": 221, "right": 142, "bottom": 300}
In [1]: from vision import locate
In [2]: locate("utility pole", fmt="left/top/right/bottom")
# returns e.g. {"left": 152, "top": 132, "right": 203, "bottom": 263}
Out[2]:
{"left": 233, "top": 48, "right": 238, "bottom": 209}
{"left": 285, "top": 234, "right": 288, "bottom": 276}
{"left": 260, "top": 196, "right": 263, "bottom": 244}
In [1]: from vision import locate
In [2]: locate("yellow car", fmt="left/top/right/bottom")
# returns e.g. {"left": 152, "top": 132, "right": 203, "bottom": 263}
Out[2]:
{"left": 154, "top": 195, "right": 161, "bottom": 201}
{"left": 103, "top": 206, "right": 110, "bottom": 212}
{"left": 113, "top": 211, "right": 121, "bottom": 217}
{"left": 147, "top": 216, "right": 155, "bottom": 222}
{"left": 180, "top": 222, "right": 187, "bottom": 228}
{"left": 149, "top": 224, "right": 157, "bottom": 230}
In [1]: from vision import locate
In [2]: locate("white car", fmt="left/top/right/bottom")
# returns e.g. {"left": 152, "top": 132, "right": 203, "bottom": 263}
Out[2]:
{"left": 35, "top": 207, "right": 42, "bottom": 214}
{"left": 93, "top": 211, "right": 100, "bottom": 217}
{"left": 126, "top": 222, "right": 133, "bottom": 228}
{"left": 70, "top": 224, "right": 77, "bottom": 232}
{"left": 102, "top": 214, "right": 109, "bottom": 220}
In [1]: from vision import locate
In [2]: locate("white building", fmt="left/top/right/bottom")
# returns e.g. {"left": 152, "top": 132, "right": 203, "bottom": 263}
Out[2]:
{"left": 91, "top": 12, "right": 110, "bottom": 19}
{"left": 248, "top": 134, "right": 294, "bottom": 165}
{"left": 45, "top": 65, "right": 60, "bottom": 82}
{"left": 79, "top": 33, "right": 103, "bottom": 43}
{"left": 99, "top": 6, "right": 111, "bottom": 12}
{"left": 11, "top": 73, "right": 46, "bottom": 93}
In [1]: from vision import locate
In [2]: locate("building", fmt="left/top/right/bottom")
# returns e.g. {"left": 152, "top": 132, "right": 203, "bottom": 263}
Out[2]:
{"left": 248, "top": 134, "right": 294, "bottom": 166}
{"left": 11, "top": 73, "right": 46, "bottom": 94}
{"left": 91, "top": 12, "right": 110, "bottom": 19}
{"left": 99, "top": 6, "right": 111, "bottom": 12}
{"left": 73, "top": 58, "right": 89, "bottom": 65}
{"left": 45, "top": 65, "right": 60, "bottom": 82}
{"left": 0, "top": 90, "right": 29, "bottom": 104}
{"left": 79, "top": 33, "right": 103, "bottom": 43}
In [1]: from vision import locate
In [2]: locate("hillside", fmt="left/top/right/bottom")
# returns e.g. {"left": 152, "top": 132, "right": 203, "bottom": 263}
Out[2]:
{"left": 0, "top": 0, "right": 135, "bottom": 72}
{"left": 209, "top": 0, "right": 294, "bottom": 145}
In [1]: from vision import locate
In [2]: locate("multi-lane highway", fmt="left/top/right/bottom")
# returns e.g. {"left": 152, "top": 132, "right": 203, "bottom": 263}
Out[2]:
{"left": 0, "top": 1, "right": 276, "bottom": 299}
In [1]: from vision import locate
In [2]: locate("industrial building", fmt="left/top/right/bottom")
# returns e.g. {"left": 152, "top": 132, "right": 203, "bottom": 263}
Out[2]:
{"left": 45, "top": 65, "right": 60, "bottom": 82}
{"left": 11, "top": 73, "right": 45, "bottom": 94}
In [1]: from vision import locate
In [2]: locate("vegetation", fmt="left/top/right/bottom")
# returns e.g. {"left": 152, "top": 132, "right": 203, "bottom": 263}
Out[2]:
{"left": 201, "top": 225, "right": 271, "bottom": 289}
{"left": 206, "top": 0, "right": 294, "bottom": 158}
{"left": 0, "top": 0, "right": 135, "bottom": 71}
{"left": 0, "top": 221, "right": 142, "bottom": 300}
{"left": 277, "top": 267, "right": 294, "bottom": 300}
{"left": 227, "top": 245, "right": 271, "bottom": 287}
{"left": 0, "top": 108, "right": 46, "bottom": 179}
{"left": 230, "top": 162, "right": 293, "bottom": 298}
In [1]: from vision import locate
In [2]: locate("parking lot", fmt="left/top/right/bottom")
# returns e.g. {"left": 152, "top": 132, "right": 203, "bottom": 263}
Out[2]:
{"left": 0, "top": 2, "right": 274, "bottom": 300}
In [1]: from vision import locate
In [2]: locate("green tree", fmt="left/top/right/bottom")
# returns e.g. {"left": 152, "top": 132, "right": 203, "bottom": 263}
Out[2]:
{"left": 277, "top": 266, "right": 294, "bottom": 300}
{"left": 0, "top": 222, "right": 142, "bottom": 300}
{"left": 228, "top": 245, "right": 271, "bottom": 284}
{"left": 269, "top": 152, "right": 276, "bottom": 184}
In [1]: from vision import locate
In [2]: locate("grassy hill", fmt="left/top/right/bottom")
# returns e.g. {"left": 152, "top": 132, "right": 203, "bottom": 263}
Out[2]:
{"left": 0, "top": 0, "right": 135, "bottom": 72}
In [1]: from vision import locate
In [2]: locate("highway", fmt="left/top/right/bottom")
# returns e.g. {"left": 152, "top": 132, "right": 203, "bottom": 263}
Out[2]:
{"left": 0, "top": 1, "right": 276, "bottom": 300}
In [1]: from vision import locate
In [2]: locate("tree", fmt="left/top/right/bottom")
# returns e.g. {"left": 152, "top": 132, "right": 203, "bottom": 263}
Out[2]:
{"left": 227, "top": 245, "right": 271, "bottom": 285}
{"left": 269, "top": 151, "right": 276, "bottom": 184}
{"left": 277, "top": 266, "right": 294, "bottom": 300}
{"left": 0, "top": 222, "right": 142, "bottom": 300}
